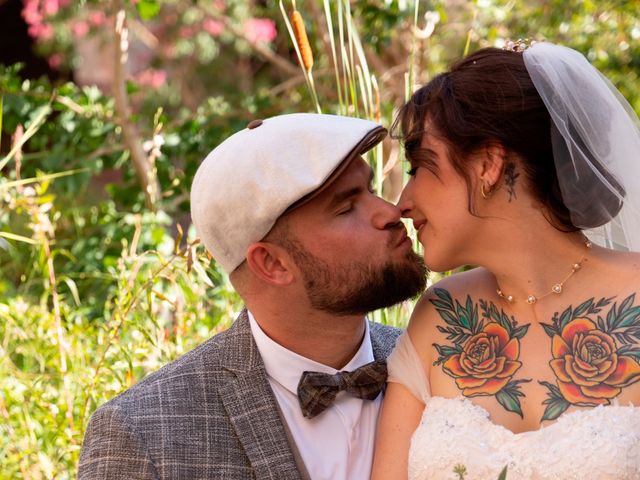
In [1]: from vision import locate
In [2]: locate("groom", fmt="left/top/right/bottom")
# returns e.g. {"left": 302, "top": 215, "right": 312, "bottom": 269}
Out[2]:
{"left": 78, "top": 113, "right": 426, "bottom": 479}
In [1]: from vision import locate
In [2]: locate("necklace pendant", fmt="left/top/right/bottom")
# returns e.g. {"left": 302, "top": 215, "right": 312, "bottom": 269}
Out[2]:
{"left": 497, "top": 289, "right": 514, "bottom": 303}
{"left": 526, "top": 295, "right": 537, "bottom": 304}
{"left": 552, "top": 283, "right": 563, "bottom": 294}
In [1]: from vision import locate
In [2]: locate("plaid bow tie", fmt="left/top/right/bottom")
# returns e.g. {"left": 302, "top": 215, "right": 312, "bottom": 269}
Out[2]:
{"left": 296, "top": 360, "right": 388, "bottom": 419}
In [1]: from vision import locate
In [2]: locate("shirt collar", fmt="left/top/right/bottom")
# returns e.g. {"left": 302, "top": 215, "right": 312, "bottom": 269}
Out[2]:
{"left": 248, "top": 310, "right": 374, "bottom": 395}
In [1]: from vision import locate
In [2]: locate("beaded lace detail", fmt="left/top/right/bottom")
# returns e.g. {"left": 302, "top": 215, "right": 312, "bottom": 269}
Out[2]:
{"left": 409, "top": 396, "right": 640, "bottom": 480}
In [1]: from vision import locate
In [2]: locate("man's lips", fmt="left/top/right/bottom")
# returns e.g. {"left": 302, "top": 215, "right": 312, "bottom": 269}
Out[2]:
{"left": 390, "top": 226, "right": 411, "bottom": 248}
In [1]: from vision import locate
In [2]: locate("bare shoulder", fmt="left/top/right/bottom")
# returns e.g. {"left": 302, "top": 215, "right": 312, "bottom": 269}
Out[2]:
{"left": 589, "top": 248, "right": 640, "bottom": 290}
{"left": 407, "top": 267, "right": 494, "bottom": 363}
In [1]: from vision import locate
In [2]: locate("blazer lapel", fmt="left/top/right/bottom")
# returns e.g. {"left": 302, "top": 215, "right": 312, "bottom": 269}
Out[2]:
{"left": 219, "top": 311, "right": 303, "bottom": 480}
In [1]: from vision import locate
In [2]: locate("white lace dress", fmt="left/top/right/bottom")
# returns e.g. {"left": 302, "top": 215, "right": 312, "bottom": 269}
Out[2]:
{"left": 387, "top": 332, "right": 640, "bottom": 480}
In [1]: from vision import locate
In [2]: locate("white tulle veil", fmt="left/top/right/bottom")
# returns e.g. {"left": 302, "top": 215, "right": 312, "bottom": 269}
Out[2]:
{"left": 523, "top": 42, "right": 640, "bottom": 252}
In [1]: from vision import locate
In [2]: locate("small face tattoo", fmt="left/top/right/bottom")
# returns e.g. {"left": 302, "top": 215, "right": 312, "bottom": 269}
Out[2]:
{"left": 504, "top": 162, "right": 520, "bottom": 202}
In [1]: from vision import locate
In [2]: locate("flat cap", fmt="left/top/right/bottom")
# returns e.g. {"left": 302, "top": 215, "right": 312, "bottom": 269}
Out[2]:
{"left": 190, "top": 113, "right": 386, "bottom": 273}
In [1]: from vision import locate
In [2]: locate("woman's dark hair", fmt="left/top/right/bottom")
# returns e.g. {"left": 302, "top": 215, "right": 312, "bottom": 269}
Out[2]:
{"left": 393, "top": 47, "right": 621, "bottom": 231}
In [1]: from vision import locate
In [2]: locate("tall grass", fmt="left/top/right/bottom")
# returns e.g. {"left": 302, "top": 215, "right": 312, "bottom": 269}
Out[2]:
{"left": 0, "top": 81, "right": 243, "bottom": 477}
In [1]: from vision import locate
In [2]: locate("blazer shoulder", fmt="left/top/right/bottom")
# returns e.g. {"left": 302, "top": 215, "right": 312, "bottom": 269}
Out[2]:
{"left": 96, "top": 313, "right": 255, "bottom": 415}
{"left": 369, "top": 321, "right": 402, "bottom": 360}
{"left": 79, "top": 402, "right": 159, "bottom": 479}
{"left": 369, "top": 320, "right": 402, "bottom": 339}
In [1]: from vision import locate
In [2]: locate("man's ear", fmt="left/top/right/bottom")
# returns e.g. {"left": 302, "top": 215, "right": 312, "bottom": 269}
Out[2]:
{"left": 478, "top": 142, "right": 507, "bottom": 186}
{"left": 245, "top": 242, "right": 295, "bottom": 286}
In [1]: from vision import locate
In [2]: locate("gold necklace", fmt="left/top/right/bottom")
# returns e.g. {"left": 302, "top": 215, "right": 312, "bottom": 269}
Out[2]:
{"left": 496, "top": 239, "right": 592, "bottom": 305}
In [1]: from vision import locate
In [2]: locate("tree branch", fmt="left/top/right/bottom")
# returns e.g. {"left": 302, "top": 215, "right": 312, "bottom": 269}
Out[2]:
{"left": 112, "top": 3, "right": 160, "bottom": 210}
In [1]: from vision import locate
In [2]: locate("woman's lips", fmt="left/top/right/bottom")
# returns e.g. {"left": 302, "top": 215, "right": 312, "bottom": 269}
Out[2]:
{"left": 413, "top": 220, "right": 427, "bottom": 233}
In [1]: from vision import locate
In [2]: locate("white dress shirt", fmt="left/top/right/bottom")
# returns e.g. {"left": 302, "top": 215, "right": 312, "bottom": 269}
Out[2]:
{"left": 248, "top": 312, "right": 381, "bottom": 480}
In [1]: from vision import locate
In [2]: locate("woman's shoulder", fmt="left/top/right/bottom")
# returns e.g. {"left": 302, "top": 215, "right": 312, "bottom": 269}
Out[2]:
{"left": 596, "top": 248, "right": 640, "bottom": 270}
{"left": 407, "top": 267, "right": 494, "bottom": 352}
{"left": 415, "top": 264, "right": 492, "bottom": 299}
{"left": 417, "top": 267, "right": 496, "bottom": 311}
{"left": 588, "top": 247, "right": 640, "bottom": 290}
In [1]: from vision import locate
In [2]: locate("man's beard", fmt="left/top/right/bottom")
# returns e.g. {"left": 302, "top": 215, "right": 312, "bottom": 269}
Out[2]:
{"left": 285, "top": 238, "right": 428, "bottom": 316}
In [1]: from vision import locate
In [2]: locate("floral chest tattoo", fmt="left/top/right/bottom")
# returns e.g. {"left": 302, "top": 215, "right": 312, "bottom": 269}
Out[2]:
{"left": 430, "top": 288, "right": 640, "bottom": 421}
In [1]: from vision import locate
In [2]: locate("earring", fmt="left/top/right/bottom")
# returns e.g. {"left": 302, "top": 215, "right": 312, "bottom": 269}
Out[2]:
{"left": 481, "top": 183, "right": 493, "bottom": 199}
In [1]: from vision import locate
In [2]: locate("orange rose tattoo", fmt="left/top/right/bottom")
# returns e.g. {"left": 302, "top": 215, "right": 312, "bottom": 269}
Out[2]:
{"left": 540, "top": 295, "right": 640, "bottom": 421}
{"left": 431, "top": 289, "right": 531, "bottom": 417}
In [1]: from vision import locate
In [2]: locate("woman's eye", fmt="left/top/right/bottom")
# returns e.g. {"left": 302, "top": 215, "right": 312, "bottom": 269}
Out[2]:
{"left": 338, "top": 205, "right": 353, "bottom": 215}
{"left": 406, "top": 167, "right": 418, "bottom": 176}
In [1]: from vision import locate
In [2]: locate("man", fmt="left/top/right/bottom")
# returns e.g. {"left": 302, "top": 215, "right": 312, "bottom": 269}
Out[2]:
{"left": 78, "top": 113, "right": 426, "bottom": 479}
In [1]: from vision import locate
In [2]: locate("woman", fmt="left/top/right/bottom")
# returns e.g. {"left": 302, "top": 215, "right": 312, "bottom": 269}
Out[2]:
{"left": 372, "top": 42, "right": 640, "bottom": 479}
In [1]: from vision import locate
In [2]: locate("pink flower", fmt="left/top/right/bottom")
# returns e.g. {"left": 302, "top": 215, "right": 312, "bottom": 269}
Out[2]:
{"left": 88, "top": 10, "right": 106, "bottom": 26}
{"left": 48, "top": 53, "right": 62, "bottom": 68}
{"left": 28, "top": 22, "right": 54, "bottom": 40}
{"left": 22, "top": 0, "right": 42, "bottom": 25}
{"left": 203, "top": 18, "right": 224, "bottom": 37}
{"left": 72, "top": 21, "right": 89, "bottom": 38}
{"left": 243, "top": 18, "right": 276, "bottom": 44}
{"left": 42, "top": 0, "right": 59, "bottom": 16}
{"left": 135, "top": 69, "right": 167, "bottom": 89}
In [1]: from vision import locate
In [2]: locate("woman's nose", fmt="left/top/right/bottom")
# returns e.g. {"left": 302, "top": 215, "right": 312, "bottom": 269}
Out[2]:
{"left": 396, "top": 185, "right": 415, "bottom": 218}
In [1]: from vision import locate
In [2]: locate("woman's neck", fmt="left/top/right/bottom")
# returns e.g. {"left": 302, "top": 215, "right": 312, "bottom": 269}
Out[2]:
{"left": 480, "top": 227, "right": 590, "bottom": 305}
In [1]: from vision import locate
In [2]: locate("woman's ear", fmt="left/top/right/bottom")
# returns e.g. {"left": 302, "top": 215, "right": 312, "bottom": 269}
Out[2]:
{"left": 479, "top": 142, "right": 507, "bottom": 186}
{"left": 245, "top": 242, "right": 295, "bottom": 286}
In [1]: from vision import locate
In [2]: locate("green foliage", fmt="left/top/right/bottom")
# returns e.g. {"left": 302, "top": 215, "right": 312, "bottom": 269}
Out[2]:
{"left": 0, "top": 66, "right": 244, "bottom": 477}
{"left": 136, "top": 0, "right": 162, "bottom": 21}
{"left": 2, "top": 0, "right": 640, "bottom": 477}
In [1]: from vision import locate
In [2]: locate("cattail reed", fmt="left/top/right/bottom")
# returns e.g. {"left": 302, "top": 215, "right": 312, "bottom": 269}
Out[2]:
{"left": 290, "top": 10, "right": 314, "bottom": 71}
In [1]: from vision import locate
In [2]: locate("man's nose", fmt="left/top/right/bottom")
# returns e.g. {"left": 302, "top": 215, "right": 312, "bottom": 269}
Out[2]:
{"left": 371, "top": 196, "right": 403, "bottom": 230}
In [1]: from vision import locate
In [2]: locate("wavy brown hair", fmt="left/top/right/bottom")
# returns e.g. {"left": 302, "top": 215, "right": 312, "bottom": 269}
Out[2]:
{"left": 393, "top": 47, "right": 586, "bottom": 231}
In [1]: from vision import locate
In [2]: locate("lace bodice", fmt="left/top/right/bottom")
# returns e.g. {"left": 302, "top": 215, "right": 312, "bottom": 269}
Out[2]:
{"left": 387, "top": 333, "right": 640, "bottom": 480}
{"left": 410, "top": 396, "right": 640, "bottom": 480}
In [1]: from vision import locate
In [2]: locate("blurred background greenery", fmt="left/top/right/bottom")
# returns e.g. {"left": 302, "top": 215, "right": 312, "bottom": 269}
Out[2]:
{"left": 0, "top": 0, "right": 638, "bottom": 477}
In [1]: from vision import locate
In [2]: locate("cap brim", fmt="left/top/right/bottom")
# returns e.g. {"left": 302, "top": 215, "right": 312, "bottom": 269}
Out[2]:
{"left": 285, "top": 126, "right": 387, "bottom": 212}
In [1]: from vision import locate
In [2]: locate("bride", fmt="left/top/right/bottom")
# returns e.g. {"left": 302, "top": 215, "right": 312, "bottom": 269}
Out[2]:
{"left": 372, "top": 42, "right": 640, "bottom": 479}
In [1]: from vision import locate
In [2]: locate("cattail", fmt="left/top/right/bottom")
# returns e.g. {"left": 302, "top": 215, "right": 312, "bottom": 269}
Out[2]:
{"left": 290, "top": 9, "right": 314, "bottom": 71}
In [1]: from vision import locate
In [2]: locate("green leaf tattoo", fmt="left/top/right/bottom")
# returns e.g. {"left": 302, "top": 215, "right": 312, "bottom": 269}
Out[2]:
{"left": 496, "top": 379, "right": 532, "bottom": 418}
{"left": 431, "top": 288, "right": 531, "bottom": 417}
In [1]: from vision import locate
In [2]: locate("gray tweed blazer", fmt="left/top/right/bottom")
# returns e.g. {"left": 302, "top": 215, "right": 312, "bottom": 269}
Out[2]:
{"left": 78, "top": 309, "right": 401, "bottom": 479}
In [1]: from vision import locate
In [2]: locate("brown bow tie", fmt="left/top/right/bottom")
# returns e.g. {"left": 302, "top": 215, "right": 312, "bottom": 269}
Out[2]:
{"left": 297, "top": 360, "right": 388, "bottom": 419}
